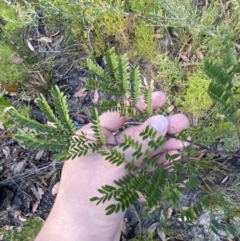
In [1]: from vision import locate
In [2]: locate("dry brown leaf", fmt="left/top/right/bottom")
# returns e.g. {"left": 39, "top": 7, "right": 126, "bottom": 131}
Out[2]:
{"left": 51, "top": 30, "right": 60, "bottom": 37}
{"left": 52, "top": 181, "right": 60, "bottom": 196}
{"left": 0, "top": 84, "right": 18, "bottom": 92}
{"left": 11, "top": 160, "right": 26, "bottom": 175}
{"left": 185, "top": 44, "right": 192, "bottom": 54}
{"left": 38, "top": 188, "right": 44, "bottom": 199}
{"left": 31, "top": 186, "right": 40, "bottom": 200}
{"left": 93, "top": 89, "right": 99, "bottom": 103}
{"left": 31, "top": 186, "right": 44, "bottom": 201}
{"left": 27, "top": 40, "right": 35, "bottom": 51}
{"left": 183, "top": 62, "right": 194, "bottom": 68}
{"left": 73, "top": 88, "right": 88, "bottom": 98}
{"left": 16, "top": 227, "right": 23, "bottom": 233}
{"left": 220, "top": 175, "right": 229, "bottom": 184}
{"left": 167, "top": 207, "right": 173, "bottom": 219}
{"left": 32, "top": 201, "right": 40, "bottom": 213}
{"left": 155, "top": 27, "right": 162, "bottom": 34}
{"left": 3, "top": 225, "right": 14, "bottom": 230}
{"left": 167, "top": 105, "right": 174, "bottom": 112}
{"left": 142, "top": 77, "right": 148, "bottom": 87}
{"left": 2, "top": 146, "right": 10, "bottom": 158}
{"left": 14, "top": 210, "right": 21, "bottom": 219}
{"left": 37, "top": 71, "right": 46, "bottom": 83}
{"left": 154, "top": 33, "right": 163, "bottom": 39}
{"left": 38, "top": 37, "right": 52, "bottom": 43}
{"left": 18, "top": 216, "right": 27, "bottom": 222}
{"left": 171, "top": 30, "right": 178, "bottom": 37}
{"left": 150, "top": 79, "right": 154, "bottom": 90}
{"left": 197, "top": 51, "right": 204, "bottom": 60}
{"left": 192, "top": 114, "right": 198, "bottom": 127}
{"left": 9, "top": 53, "right": 23, "bottom": 64}
{"left": 157, "top": 227, "right": 166, "bottom": 241}
{"left": 179, "top": 54, "right": 190, "bottom": 62}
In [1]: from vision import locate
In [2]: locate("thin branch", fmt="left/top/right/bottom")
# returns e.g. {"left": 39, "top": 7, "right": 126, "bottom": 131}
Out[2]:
{"left": 166, "top": 133, "right": 240, "bottom": 157}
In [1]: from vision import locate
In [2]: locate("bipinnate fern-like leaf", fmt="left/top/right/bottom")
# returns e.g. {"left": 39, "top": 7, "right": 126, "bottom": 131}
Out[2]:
{"left": 51, "top": 85, "right": 75, "bottom": 133}
{"left": 144, "top": 88, "right": 153, "bottom": 116}
{"left": 204, "top": 60, "right": 231, "bottom": 86}
{"left": 91, "top": 167, "right": 170, "bottom": 214}
{"left": 90, "top": 108, "right": 106, "bottom": 145}
{"left": 99, "top": 148, "right": 126, "bottom": 166}
{"left": 86, "top": 48, "right": 153, "bottom": 119}
{"left": 37, "top": 93, "right": 64, "bottom": 128}
{"left": 90, "top": 173, "right": 145, "bottom": 214}
{"left": 9, "top": 108, "right": 60, "bottom": 135}
{"left": 104, "top": 47, "right": 118, "bottom": 79}
{"left": 87, "top": 58, "right": 113, "bottom": 84}
{"left": 139, "top": 125, "right": 165, "bottom": 151}
{"left": 145, "top": 168, "right": 168, "bottom": 207}
{"left": 96, "top": 100, "right": 136, "bottom": 117}
{"left": 116, "top": 53, "right": 130, "bottom": 94}
{"left": 205, "top": 46, "right": 240, "bottom": 126}
{"left": 14, "top": 129, "right": 67, "bottom": 151}
{"left": 8, "top": 85, "right": 76, "bottom": 160}
{"left": 130, "top": 66, "right": 141, "bottom": 104}
{"left": 119, "top": 134, "right": 143, "bottom": 159}
{"left": 65, "top": 133, "right": 101, "bottom": 160}
{"left": 207, "top": 82, "right": 230, "bottom": 106}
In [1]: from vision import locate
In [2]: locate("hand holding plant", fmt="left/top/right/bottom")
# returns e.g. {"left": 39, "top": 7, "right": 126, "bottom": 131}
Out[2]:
{"left": 35, "top": 91, "right": 189, "bottom": 241}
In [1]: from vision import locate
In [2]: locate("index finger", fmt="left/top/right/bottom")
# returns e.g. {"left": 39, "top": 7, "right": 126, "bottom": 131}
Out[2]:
{"left": 99, "top": 91, "right": 167, "bottom": 133}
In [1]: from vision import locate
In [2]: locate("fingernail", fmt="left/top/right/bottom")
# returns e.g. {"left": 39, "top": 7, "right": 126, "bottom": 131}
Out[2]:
{"left": 150, "top": 115, "right": 168, "bottom": 134}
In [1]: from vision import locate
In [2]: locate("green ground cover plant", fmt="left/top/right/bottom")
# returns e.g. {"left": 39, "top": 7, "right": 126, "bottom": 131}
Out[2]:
{"left": 0, "top": 219, "right": 43, "bottom": 241}
{"left": 1, "top": 0, "right": 240, "bottom": 240}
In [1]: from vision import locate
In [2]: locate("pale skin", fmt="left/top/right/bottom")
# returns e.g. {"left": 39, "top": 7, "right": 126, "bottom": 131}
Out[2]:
{"left": 35, "top": 91, "right": 189, "bottom": 241}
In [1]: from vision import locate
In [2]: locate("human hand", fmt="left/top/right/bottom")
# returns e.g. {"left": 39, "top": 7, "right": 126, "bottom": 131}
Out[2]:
{"left": 36, "top": 91, "right": 189, "bottom": 241}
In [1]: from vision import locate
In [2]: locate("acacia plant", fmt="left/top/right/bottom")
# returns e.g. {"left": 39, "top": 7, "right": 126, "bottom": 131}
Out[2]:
{"left": 205, "top": 44, "right": 240, "bottom": 140}
{"left": 7, "top": 47, "right": 240, "bottom": 237}
{"left": 8, "top": 48, "right": 185, "bottom": 212}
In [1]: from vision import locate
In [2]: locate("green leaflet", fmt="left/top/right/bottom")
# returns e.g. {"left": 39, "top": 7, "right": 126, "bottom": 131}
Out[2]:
{"left": 90, "top": 108, "right": 106, "bottom": 145}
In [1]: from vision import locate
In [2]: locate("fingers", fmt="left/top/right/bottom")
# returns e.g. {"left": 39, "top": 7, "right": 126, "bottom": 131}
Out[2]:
{"left": 115, "top": 113, "right": 190, "bottom": 168}
{"left": 97, "top": 91, "right": 167, "bottom": 133}
{"left": 115, "top": 115, "right": 169, "bottom": 164}
{"left": 166, "top": 114, "right": 189, "bottom": 134}
{"left": 149, "top": 136, "right": 190, "bottom": 158}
